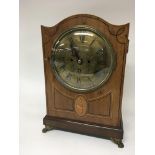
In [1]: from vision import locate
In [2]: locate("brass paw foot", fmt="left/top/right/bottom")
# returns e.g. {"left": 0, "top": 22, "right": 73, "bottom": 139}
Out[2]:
{"left": 111, "top": 138, "right": 124, "bottom": 148}
{"left": 42, "top": 125, "right": 54, "bottom": 133}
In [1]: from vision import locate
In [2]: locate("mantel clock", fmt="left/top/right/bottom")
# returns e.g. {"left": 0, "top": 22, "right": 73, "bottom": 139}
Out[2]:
{"left": 41, "top": 14, "right": 129, "bottom": 148}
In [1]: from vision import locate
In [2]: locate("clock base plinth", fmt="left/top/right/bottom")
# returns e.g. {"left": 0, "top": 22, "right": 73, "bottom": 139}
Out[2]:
{"left": 43, "top": 115, "right": 124, "bottom": 148}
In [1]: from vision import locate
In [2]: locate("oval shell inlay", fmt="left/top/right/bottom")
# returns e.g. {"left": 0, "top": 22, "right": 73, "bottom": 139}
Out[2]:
{"left": 75, "top": 96, "right": 87, "bottom": 116}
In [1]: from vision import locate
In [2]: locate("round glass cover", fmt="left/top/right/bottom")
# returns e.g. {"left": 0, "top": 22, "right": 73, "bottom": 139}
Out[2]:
{"left": 51, "top": 26, "right": 116, "bottom": 92}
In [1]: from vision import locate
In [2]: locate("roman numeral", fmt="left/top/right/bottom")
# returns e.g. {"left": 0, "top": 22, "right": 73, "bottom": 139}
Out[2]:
{"left": 66, "top": 73, "right": 72, "bottom": 80}
{"left": 77, "top": 77, "right": 81, "bottom": 83}
{"left": 87, "top": 77, "right": 92, "bottom": 82}
{"left": 80, "top": 35, "right": 85, "bottom": 43}
{"left": 87, "top": 77, "right": 94, "bottom": 86}
{"left": 90, "top": 39, "right": 95, "bottom": 46}
{"left": 59, "top": 64, "right": 65, "bottom": 71}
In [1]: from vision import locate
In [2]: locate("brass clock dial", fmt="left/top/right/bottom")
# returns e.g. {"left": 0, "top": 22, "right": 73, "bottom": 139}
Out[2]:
{"left": 51, "top": 26, "right": 116, "bottom": 92}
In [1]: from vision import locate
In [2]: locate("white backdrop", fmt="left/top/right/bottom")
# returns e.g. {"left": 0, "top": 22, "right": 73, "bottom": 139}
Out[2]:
{"left": 19, "top": 0, "right": 135, "bottom": 155}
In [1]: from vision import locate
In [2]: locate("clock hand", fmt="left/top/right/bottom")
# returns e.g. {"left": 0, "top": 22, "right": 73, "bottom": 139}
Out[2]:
{"left": 72, "top": 47, "right": 80, "bottom": 60}
{"left": 69, "top": 37, "right": 75, "bottom": 56}
{"left": 69, "top": 38, "right": 82, "bottom": 65}
{"left": 69, "top": 38, "right": 81, "bottom": 60}
{"left": 66, "top": 46, "right": 82, "bottom": 66}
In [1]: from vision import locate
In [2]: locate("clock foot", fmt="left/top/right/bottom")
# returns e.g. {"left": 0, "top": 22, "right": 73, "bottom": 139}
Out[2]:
{"left": 111, "top": 138, "right": 124, "bottom": 148}
{"left": 42, "top": 125, "right": 54, "bottom": 133}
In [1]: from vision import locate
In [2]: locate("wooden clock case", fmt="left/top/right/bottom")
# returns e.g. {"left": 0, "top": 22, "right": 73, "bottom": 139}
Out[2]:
{"left": 41, "top": 14, "right": 129, "bottom": 148}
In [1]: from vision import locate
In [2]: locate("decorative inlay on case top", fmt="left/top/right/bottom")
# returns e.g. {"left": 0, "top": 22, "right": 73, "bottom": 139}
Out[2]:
{"left": 88, "top": 93, "right": 111, "bottom": 116}
{"left": 75, "top": 96, "right": 87, "bottom": 116}
{"left": 54, "top": 89, "right": 74, "bottom": 111}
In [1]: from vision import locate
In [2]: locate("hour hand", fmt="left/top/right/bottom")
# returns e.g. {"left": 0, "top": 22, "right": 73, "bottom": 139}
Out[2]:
{"left": 69, "top": 37, "right": 74, "bottom": 50}
{"left": 73, "top": 47, "right": 80, "bottom": 60}
{"left": 69, "top": 38, "right": 80, "bottom": 59}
